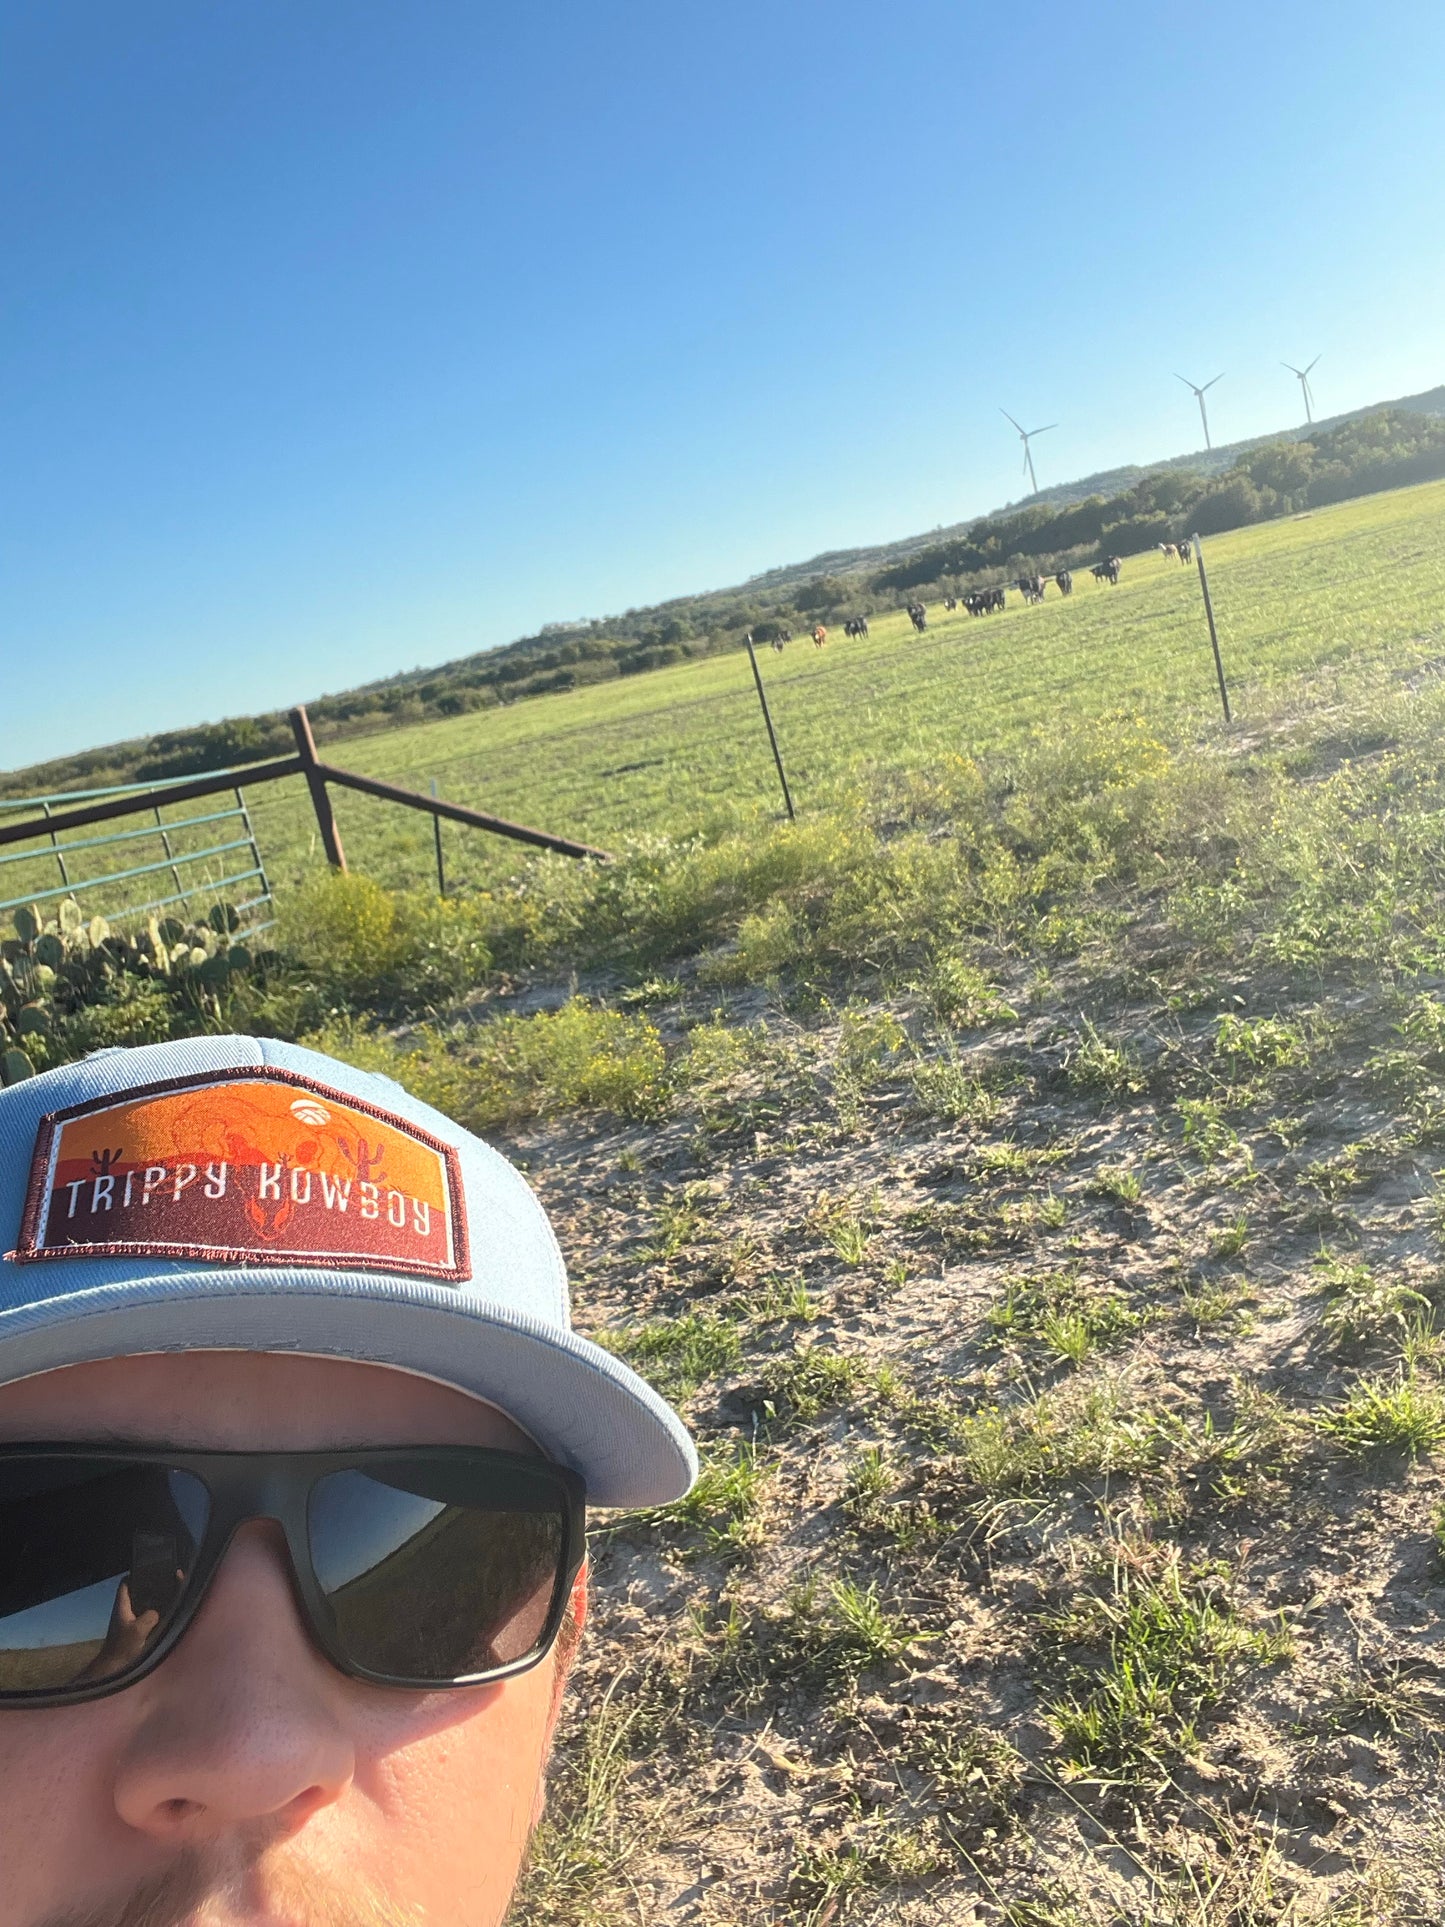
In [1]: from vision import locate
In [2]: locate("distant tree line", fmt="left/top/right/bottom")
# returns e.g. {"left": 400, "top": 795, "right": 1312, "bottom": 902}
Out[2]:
{"left": 6, "top": 408, "right": 1443, "bottom": 799}
{"left": 872, "top": 409, "right": 1445, "bottom": 593}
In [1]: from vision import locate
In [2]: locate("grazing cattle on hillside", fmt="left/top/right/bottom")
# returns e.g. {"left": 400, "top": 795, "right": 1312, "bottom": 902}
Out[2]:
{"left": 771, "top": 635, "right": 785, "bottom": 652}
{"left": 1091, "top": 556, "right": 1122, "bottom": 586}
{"left": 1017, "top": 572, "right": 1047, "bottom": 604}
{"left": 1178, "top": 539, "right": 1193, "bottom": 564}
{"left": 1159, "top": 542, "right": 1178, "bottom": 561}
{"left": 963, "top": 586, "right": 1006, "bottom": 616}
{"left": 1056, "top": 570, "right": 1073, "bottom": 596}
{"left": 843, "top": 616, "right": 870, "bottom": 639}
{"left": 906, "top": 600, "right": 928, "bottom": 633}
{"left": 943, "top": 595, "right": 957, "bottom": 611}
{"left": 812, "top": 624, "right": 828, "bottom": 648}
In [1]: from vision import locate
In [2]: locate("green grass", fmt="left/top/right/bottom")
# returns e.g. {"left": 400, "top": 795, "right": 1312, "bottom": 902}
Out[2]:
{"left": 1315, "top": 1370, "right": 1445, "bottom": 1454}
{"left": 987, "top": 1268, "right": 1144, "bottom": 1367}
{"left": 14, "top": 477, "right": 1432, "bottom": 919}
{"left": 1045, "top": 1549, "right": 1290, "bottom": 1785}
{"left": 648, "top": 1442, "right": 773, "bottom": 1555}
{"left": 600, "top": 1313, "right": 743, "bottom": 1401}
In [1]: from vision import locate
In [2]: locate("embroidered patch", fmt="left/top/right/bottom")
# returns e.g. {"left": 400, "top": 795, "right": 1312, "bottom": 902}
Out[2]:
{"left": 16, "top": 1069, "right": 468, "bottom": 1281}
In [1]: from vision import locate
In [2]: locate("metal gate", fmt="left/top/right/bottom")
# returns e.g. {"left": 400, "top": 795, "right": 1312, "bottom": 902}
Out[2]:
{"left": 0, "top": 775, "right": 274, "bottom": 934}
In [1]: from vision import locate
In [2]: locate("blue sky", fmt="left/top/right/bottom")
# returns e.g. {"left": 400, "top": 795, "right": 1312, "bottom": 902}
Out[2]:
{"left": 4, "top": 0, "right": 1443, "bottom": 770}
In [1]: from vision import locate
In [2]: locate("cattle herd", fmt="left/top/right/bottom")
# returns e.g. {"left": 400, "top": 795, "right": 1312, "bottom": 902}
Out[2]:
{"left": 743, "top": 542, "right": 1206, "bottom": 654}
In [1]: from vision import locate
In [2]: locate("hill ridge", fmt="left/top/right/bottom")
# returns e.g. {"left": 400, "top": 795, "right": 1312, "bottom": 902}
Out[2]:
{"left": 6, "top": 383, "right": 1443, "bottom": 799}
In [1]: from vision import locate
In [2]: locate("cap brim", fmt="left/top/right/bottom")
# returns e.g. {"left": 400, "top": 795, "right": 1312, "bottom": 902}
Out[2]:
{"left": 0, "top": 1270, "right": 696, "bottom": 1509}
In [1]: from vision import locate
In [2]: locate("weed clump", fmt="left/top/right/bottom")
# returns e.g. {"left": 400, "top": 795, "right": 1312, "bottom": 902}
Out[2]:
{"left": 1316, "top": 1371, "right": 1445, "bottom": 1455}
{"left": 1044, "top": 1546, "right": 1289, "bottom": 1785}
{"left": 278, "top": 870, "right": 494, "bottom": 1011}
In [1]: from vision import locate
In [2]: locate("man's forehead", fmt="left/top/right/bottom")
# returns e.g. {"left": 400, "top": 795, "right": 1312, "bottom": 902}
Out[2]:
{"left": 0, "top": 1351, "right": 536, "bottom": 1453}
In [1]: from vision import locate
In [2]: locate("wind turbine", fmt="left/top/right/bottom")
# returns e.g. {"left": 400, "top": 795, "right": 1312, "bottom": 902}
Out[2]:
{"left": 1175, "top": 371, "right": 1223, "bottom": 450}
{"left": 1000, "top": 409, "right": 1057, "bottom": 497}
{"left": 1282, "top": 354, "right": 1321, "bottom": 425}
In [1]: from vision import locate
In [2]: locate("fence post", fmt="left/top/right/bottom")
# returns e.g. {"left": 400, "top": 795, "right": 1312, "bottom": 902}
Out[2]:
{"left": 744, "top": 633, "right": 796, "bottom": 822}
{"left": 40, "top": 802, "right": 70, "bottom": 892}
{"left": 430, "top": 779, "right": 446, "bottom": 897}
{"left": 235, "top": 785, "right": 273, "bottom": 918}
{"left": 289, "top": 706, "right": 347, "bottom": 871}
{"left": 1191, "top": 533, "right": 1232, "bottom": 724}
{"left": 152, "top": 805, "right": 186, "bottom": 906}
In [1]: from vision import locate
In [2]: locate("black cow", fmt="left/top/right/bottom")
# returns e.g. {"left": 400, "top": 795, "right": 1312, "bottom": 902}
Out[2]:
{"left": 1017, "top": 573, "right": 1046, "bottom": 604}
{"left": 1056, "top": 570, "right": 1073, "bottom": 596}
{"left": 1178, "top": 539, "right": 1193, "bottom": 564}
{"left": 1091, "top": 556, "right": 1122, "bottom": 586}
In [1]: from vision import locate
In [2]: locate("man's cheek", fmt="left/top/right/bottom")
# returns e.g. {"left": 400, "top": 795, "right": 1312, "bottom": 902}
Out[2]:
{"left": 352, "top": 1680, "right": 556, "bottom": 1919}
{"left": 0, "top": 1713, "right": 127, "bottom": 1923}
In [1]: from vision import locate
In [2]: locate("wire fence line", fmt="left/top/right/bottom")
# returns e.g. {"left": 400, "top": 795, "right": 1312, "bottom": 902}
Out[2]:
{"left": 0, "top": 706, "right": 607, "bottom": 939}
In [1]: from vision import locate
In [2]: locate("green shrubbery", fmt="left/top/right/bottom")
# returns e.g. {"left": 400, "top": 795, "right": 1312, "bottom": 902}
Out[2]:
{"left": 305, "top": 999, "right": 668, "bottom": 1134}
{"left": 276, "top": 871, "right": 494, "bottom": 1011}
{"left": 24, "top": 675, "right": 1445, "bottom": 1135}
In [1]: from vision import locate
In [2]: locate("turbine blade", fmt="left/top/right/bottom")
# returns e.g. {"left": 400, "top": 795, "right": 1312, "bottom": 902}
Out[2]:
{"left": 1000, "top": 408, "right": 1025, "bottom": 434}
{"left": 1174, "top": 373, "right": 1195, "bottom": 389}
{"left": 1202, "top": 374, "right": 1223, "bottom": 390}
{"left": 1032, "top": 424, "right": 1058, "bottom": 437}
{"left": 1305, "top": 354, "right": 1321, "bottom": 374}
{"left": 1282, "top": 361, "right": 1302, "bottom": 376}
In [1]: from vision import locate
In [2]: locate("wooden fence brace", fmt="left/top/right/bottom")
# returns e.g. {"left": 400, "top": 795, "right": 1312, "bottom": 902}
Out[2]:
{"left": 1191, "top": 533, "right": 1232, "bottom": 724}
{"left": 289, "top": 707, "right": 347, "bottom": 871}
{"left": 0, "top": 737, "right": 608, "bottom": 870}
{"left": 315, "top": 762, "right": 611, "bottom": 860}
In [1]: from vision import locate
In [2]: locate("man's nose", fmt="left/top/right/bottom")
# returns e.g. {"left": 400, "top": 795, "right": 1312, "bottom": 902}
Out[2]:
{"left": 110, "top": 1522, "right": 356, "bottom": 1843}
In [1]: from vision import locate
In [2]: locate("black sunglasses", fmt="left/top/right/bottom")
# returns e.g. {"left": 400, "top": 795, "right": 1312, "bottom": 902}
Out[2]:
{"left": 0, "top": 1443, "right": 586, "bottom": 1707}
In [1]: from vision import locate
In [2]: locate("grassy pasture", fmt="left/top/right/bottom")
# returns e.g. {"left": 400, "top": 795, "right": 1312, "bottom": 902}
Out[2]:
{"left": 6, "top": 476, "right": 1444, "bottom": 921}
{"left": 232, "top": 476, "right": 1445, "bottom": 894}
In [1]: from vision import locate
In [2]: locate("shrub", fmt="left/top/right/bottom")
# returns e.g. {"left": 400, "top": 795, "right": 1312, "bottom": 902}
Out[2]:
{"left": 306, "top": 998, "right": 667, "bottom": 1133}
{"left": 278, "top": 872, "right": 493, "bottom": 1011}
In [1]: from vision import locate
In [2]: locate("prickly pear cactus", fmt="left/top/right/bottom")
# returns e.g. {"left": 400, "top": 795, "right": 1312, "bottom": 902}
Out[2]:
{"left": 0, "top": 898, "right": 272, "bottom": 1079}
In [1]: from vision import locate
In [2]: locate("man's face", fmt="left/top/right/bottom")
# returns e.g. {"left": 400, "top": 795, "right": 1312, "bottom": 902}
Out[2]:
{"left": 0, "top": 1351, "right": 582, "bottom": 1927}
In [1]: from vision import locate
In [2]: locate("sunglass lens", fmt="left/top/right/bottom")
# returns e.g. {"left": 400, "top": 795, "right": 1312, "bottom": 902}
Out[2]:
{"left": 308, "top": 1460, "right": 567, "bottom": 1681}
{"left": 0, "top": 1460, "right": 209, "bottom": 1694}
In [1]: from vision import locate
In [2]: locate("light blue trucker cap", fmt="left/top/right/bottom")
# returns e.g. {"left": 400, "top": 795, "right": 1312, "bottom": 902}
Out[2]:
{"left": 0, "top": 1035, "right": 696, "bottom": 1507}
